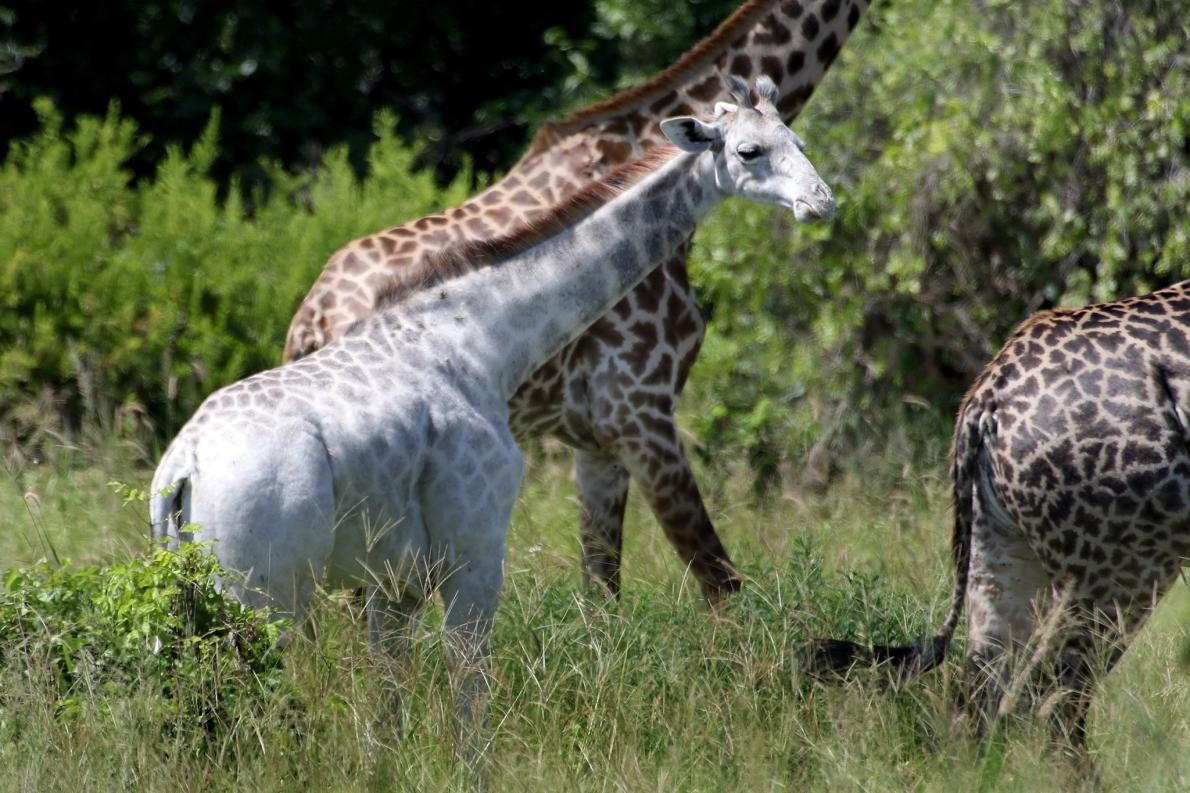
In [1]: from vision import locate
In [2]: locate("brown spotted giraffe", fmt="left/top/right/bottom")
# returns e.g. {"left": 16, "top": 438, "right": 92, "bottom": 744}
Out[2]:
{"left": 284, "top": 0, "right": 870, "bottom": 601}
{"left": 818, "top": 279, "right": 1190, "bottom": 750}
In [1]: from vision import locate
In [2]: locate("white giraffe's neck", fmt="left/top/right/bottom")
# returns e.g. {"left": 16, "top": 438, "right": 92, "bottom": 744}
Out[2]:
{"left": 395, "top": 150, "right": 720, "bottom": 399}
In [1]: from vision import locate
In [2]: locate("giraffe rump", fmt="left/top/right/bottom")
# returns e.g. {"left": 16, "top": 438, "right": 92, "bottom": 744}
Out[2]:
{"left": 818, "top": 281, "right": 1190, "bottom": 752}
{"left": 372, "top": 145, "right": 680, "bottom": 309}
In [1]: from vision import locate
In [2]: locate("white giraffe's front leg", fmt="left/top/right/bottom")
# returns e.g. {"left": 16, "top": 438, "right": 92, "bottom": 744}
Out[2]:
{"left": 422, "top": 419, "right": 523, "bottom": 762}
{"left": 438, "top": 553, "right": 503, "bottom": 762}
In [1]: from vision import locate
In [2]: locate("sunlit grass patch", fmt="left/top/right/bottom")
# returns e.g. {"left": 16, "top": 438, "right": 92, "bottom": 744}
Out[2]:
{"left": 0, "top": 439, "right": 1187, "bottom": 791}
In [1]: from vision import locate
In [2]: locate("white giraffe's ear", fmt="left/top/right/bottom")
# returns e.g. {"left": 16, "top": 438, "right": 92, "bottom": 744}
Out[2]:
{"left": 660, "top": 116, "right": 722, "bottom": 153}
{"left": 712, "top": 101, "right": 738, "bottom": 118}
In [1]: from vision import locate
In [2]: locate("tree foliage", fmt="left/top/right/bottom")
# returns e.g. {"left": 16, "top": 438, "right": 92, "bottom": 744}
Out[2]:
{"left": 1, "top": 0, "right": 1187, "bottom": 481}
{"left": 685, "top": 0, "right": 1189, "bottom": 480}
{"left": 0, "top": 101, "right": 469, "bottom": 449}
{"left": 0, "top": 0, "right": 625, "bottom": 183}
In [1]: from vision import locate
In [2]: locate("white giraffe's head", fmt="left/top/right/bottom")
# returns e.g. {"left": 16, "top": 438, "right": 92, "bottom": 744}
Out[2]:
{"left": 660, "top": 75, "right": 835, "bottom": 223}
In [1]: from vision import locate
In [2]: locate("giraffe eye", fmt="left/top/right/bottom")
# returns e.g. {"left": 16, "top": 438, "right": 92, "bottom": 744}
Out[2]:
{"left": 737, "top": 143, "right": 764, "bottom": 162}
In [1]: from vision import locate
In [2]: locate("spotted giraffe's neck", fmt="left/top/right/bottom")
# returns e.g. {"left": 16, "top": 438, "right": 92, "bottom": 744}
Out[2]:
{"left": 520, "top": 0, "right": 868, "bottom": 170}
{"left": 392, "top": 149, "right": 715, "bottom": 400}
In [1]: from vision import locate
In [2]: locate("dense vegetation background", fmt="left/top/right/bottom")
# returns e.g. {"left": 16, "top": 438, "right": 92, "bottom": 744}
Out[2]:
{"left": 2, "top": 0, "right": 1188, "bottom": 484}
{"left": 3, "top": 3, "right": 1190, "bottom": 788}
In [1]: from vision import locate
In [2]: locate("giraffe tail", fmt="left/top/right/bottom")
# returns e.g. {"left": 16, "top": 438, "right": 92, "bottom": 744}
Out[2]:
{"left": 809, "top": 395, "right": 983, "bottom": 679}
{"left": 149, "top": 438, "right": 195, "bottom": 550}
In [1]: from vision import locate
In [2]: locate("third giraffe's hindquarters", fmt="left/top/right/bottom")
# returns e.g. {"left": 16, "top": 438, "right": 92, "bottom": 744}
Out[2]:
{"left": 810, "top": 278, "right": 1190, "bottom": 752}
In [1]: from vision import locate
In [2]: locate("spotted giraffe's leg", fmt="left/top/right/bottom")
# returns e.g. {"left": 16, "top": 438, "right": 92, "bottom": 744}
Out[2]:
{"left": 608, "top": 412, "right": 741, "bottom": 603}
{"left": 1041, "top": 573, "right": 1173, "bottom": 751}
{"left": 575, "top": 448, "right": 630, "bottom": 597}
{"left": 1040, "top": 610, "right": 1120, "bottom": 752}
{"left": 577, "top": 259, "right": 738, "bottom": 603}
{"left": 963, "top": 486, "right": 1052, "bottom": 733}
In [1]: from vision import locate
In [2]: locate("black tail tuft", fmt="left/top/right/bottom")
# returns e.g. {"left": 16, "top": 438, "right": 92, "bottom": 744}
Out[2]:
{"left": 808, "top": 638, "right": 871, "bottom": 677}
{"left": 807, "top": 634, "right": 951, "bottom": 681}
{"left": 807, "top": 394, "right": 985, "bottom": 687}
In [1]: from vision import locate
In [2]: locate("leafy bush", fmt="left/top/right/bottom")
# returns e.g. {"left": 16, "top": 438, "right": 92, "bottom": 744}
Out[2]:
{"left": 0, "top": 100, "right": 468, "bottom": 452}
{"left": 683, "top": 0, "right": 1189, "bottom": 478}
{"left": 0, "top": 543, "right": 287, "bottom": 729}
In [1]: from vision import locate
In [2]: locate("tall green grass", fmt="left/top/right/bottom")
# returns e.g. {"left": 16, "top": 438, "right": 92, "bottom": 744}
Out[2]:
{"left": 2, "top": 440, "right": 1187, "bottom": 792}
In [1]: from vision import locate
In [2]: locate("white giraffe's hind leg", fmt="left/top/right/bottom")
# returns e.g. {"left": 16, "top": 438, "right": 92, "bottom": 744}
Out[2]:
{"left": 189, "top": 426, "right": 336, "bottom": 627}
{"left": 366, "top": 586, "right": 428, "bottom": 725}
{"left": 367, "top": 587, "right": 427, "bottom": 653}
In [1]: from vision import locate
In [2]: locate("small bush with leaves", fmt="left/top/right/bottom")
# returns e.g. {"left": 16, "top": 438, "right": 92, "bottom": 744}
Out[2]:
{"left": 0, "top": 542, "right": 288, "bottom": 729}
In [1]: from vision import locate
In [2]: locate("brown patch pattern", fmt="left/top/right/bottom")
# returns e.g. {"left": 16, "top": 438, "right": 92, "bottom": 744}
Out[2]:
{"left": 937, "top": 280, "right": 1190, "bottom": 745}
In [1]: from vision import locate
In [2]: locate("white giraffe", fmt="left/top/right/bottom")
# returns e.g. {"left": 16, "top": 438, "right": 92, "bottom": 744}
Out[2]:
{"left": 149, "top": 76, "right": 835, "bottom": 746}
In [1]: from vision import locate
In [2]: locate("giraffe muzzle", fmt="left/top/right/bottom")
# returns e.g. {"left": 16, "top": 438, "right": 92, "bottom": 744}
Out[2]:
{"left": 809, "top": 182, "right": 837, "bottom": 221}
{"left": 794, "top": 184, "right": 836, "bottom": 222}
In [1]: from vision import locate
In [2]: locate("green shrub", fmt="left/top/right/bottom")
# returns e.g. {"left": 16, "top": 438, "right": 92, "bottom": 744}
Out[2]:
{"left": 0, "top": 542, "right": 287, "bottom": 729}
{"left": 683, "top": 0, "right": 1189, "bottom": 476}
{"left": 0, "top": 100, "right": 468, "bottom": 450}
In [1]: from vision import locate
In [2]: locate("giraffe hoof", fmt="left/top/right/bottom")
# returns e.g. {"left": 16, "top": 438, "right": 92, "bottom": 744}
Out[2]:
{"left": 702, "top": 576, "right": 743, "bottom": 606}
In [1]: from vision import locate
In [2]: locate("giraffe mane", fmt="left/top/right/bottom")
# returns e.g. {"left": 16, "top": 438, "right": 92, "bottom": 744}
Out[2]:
{"left": 373, "top": 145, "right": 681, "bottom": 310}
{"left": 520, "top": 0, "right": 777, "bottom": 159}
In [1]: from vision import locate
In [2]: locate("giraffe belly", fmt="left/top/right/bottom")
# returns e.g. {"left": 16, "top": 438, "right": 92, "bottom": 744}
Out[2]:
{"left": 508, "top": 337, "right": 599, "bottom": 451}
{"left": 324, "top": 505, "right": 432, "bottom": 592}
